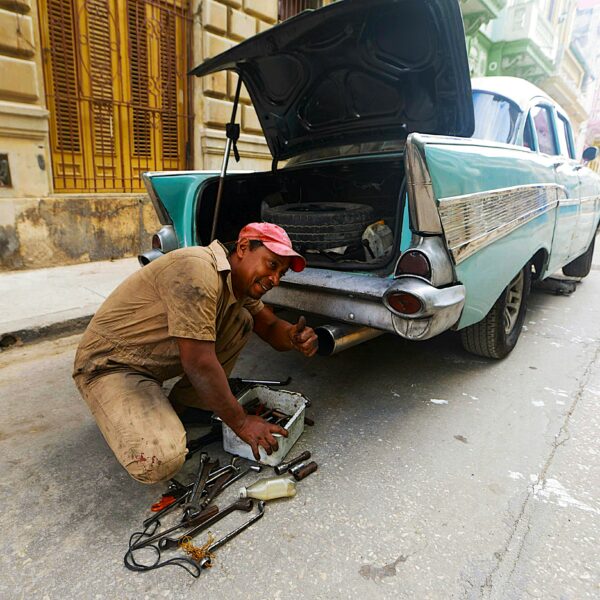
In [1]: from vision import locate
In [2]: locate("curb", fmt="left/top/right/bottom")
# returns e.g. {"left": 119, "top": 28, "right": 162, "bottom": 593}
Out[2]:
{"left": 0, "top": 315, "right": 93, "bottom": 351}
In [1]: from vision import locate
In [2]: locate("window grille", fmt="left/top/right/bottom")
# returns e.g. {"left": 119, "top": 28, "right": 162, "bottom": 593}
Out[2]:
{"left": 278, "top": 0, "right": 322, "bottom": 21}
{"left": 39, "top": 0, "right": 192, "bottom": 193}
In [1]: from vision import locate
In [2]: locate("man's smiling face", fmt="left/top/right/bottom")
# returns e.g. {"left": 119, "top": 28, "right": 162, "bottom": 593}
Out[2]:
{"left": 232, "top": 240, "right": 291, "bottom": 300}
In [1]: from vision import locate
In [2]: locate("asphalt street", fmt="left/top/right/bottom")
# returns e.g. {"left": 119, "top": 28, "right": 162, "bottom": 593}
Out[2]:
{"left": 0, "top": 250, "right": 599, "bottom": 599}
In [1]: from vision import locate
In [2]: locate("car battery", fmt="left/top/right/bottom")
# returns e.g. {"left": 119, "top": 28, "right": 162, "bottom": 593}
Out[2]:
{"left": 222, "top": 384, "right": 308, "bottom": 466}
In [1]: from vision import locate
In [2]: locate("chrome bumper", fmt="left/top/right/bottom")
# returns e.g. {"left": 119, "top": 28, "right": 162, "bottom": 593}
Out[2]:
{"left": 263, "top": 269, "right": 465, "bottom": 340}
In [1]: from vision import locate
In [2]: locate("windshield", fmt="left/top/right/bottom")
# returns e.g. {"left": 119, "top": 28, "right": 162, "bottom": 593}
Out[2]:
{"left": 472, "top": 91, "right": 521, "bottom": 144}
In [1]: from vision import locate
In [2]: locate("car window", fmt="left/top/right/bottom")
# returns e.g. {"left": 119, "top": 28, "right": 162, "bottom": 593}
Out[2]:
{"left": 531, "top": 105, "right": 558, "bottom": 155}
{"left": 523, "top": 114, "right": 535, "bottom": 150}
{"left": 556, "top": 114, "right": 574, "bottom": 159}
{"left": 472, "top": 91, "right": 521, "bottom": 144}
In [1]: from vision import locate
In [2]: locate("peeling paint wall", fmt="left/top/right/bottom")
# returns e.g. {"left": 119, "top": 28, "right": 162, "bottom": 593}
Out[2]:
{"left": 0, "top": 194, "right": 161, "bottom": 270}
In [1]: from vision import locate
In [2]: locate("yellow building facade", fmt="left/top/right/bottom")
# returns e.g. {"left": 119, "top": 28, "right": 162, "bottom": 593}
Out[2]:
{"left": 0, "top": 0, "right": 312, "bottom": 270}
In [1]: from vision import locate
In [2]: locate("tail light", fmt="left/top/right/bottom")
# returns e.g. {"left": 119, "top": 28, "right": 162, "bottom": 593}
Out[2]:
{"left": 396, "top": 250, "right": 431, "bottom": 279}
{"left": 385, "top": 292, "right": 423, "bottom": 315}
{"left": 151, "top": 225, "right": 179, "bottom": 253}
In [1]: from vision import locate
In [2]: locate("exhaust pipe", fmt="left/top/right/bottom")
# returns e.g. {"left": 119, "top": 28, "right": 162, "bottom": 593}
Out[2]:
{"left": 138, "top": 249, "right": 164, "bottom": 266}
{"left": 315, "top": 323, "right": 383, "bottom": 356}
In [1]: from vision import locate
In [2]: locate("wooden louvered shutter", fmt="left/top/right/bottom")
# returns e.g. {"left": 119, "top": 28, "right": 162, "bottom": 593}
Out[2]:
{"left": 40, "top": 0, "right": 190, "bottom": 192}
{"left": 43, "top": 0, "right": 84, "bottom": 190}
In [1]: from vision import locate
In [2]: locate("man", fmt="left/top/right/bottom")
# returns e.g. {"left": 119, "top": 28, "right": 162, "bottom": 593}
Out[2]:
{"left": 73, "top": 222, "right": 318, "bottom": 484}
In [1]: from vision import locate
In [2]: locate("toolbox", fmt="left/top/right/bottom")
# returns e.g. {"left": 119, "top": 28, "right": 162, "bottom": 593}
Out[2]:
{"left": 222, "top": 385, "right": 308, "bottom": 466}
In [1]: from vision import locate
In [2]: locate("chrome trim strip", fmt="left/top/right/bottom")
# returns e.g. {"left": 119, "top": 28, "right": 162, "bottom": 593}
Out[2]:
{"left": 142, "top": 173, "right": 172, "bottom": 225}
{"left": 395, "top": 235, "right": 455, "bottom": 286}
{"left": 405, "top": 134, "right": 444, "bottom": 235}
{"left": 265, "top": 285, "right": 397, "bottom": 333}
{"left": 438, "top": 184, "right": 565, "bottom": 264}
{"left": 268, "top": 268, "right": 392, "bottom": 300}
{"left": 580, "top": 194, "right": 600, "bottom": 205}
{"left": 384, "top": 277, "right": 465, "bottom": 340}
{"left": 155, "top": 225, "right": 179, "bottom": 253}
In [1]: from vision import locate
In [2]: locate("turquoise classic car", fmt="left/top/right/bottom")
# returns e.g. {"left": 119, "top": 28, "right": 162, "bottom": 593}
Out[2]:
{"left": 140, "top": 0, "right": 600, "bottom": 359}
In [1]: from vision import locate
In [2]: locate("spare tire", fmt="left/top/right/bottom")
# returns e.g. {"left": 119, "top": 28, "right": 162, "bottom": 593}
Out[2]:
{"left": 262, "top": 202, "right": 374, "bottom": 250}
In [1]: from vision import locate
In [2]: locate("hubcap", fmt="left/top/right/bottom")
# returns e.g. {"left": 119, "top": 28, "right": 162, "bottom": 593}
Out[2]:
{"left": 503, "top": 270, "right": 524, "bottom": 334}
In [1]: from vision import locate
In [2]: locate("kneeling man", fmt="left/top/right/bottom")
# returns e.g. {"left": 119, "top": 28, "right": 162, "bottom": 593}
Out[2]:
{"left": 73, "top": 222, "right": 317, "bottom": 483}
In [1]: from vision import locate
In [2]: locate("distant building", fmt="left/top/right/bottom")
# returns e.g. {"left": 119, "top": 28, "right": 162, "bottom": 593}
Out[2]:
{"left": 464, "top": 0, "right": 592, "bottom": 153}
{"left": 572, "top": 0, "right": 600, "bottom": 171}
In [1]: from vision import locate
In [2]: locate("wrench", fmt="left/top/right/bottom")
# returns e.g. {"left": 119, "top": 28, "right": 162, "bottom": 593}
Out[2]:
{"left": 197, "top": 501, "right": 266, "bottom": 569}
{"left": 182, "top": 453, "right": 215, "bottom": 521}
{"left": 159, "top": 498, "right": 254, "bottom": 550}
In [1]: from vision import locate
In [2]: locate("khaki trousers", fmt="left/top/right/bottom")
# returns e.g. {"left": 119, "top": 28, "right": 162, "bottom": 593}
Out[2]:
{"left": 75, "top": 308, "right": 253, "bottom": 484}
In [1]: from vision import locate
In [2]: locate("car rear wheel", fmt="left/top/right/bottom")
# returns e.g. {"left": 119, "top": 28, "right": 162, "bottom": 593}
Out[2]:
{"left": 262, "top": 202, "right": 374, "bottom": 250}
{"left": 562, "top": 236, "right": 595, "bottom": 278}
{"left": 460, "top": 263, "right": 532, "bottom": 359}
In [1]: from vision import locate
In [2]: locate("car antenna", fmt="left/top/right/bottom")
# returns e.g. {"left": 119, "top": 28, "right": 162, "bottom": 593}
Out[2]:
{"left": 210, "top": 73, "right": 243, "bottom": 242}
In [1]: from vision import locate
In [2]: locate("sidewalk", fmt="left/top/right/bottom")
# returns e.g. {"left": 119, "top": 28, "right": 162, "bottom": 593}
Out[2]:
{"left": 0, "top": 258, "right": 139, "bottom": 347}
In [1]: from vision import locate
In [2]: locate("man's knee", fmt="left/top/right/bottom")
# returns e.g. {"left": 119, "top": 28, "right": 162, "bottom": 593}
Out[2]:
{"left": 125, "top": 446, "right": 187, "bottom": 485}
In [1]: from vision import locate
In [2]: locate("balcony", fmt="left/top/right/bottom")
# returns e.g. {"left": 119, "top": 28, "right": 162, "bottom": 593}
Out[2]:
{"left": 540, "top": 47, "right": 589, "bottom": 125}
{"left": 460, "top": 0, "right": 508, "bottom": 34}
{"left": 493, "top": 1, "right": 556, "bottom": 61}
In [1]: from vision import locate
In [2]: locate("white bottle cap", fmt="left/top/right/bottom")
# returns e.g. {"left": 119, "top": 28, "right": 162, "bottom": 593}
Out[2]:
{"left": 239, "top": 487, "right": 247, "bottom": 498}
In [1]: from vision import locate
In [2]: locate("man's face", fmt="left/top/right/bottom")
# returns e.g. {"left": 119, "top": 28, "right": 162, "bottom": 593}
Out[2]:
{"left": 232, "top": 241, "right": 291, "bottom": 300}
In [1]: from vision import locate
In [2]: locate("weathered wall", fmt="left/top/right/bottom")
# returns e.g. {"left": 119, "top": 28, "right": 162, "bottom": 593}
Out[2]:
{"left": 193, "top": 0, "right": 277, "bottom": 172}
{"left": 0, "top": 0, "right": 52, "bottom": 199}
{"left": 0, "top": 194, "right": 160, "bottom": 270}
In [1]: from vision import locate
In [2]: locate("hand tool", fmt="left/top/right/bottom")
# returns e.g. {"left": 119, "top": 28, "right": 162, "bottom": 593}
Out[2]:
{"left": 205, "top": 458, "right": 240, "bottom": 485}
{"left": 274, "top": 450, "right": 311, "bottom": 475}
{"left": 198, "top": 471, "right": 232, "bottom": 511}
{"left": 238, "top": 377, "right": 292, "bottom": 386}
{"left": 215, "top": 464, "right": 261, "bottom": 496}
{"left": 144, "top": 480, "right": 193, "bottom": 528}
{"left": 289, "top": 461, "right": 318, "bottom": 481}
{"left": 150, "top": 479, "right": 189, "bottom": 512}
{"left": 196, "top": 501, "right": 266, "bottom": 569}
{"left": 158, "top": 498, "right": 254, "bottom": 550}
{"left": 132, "top": 504, "right": 219, "bottom": 550}
{"left": 182, "top": 453, "right": 214, "bottom": 521}
{"left": 144, "top": 459, "right": 240, "bottom": 527}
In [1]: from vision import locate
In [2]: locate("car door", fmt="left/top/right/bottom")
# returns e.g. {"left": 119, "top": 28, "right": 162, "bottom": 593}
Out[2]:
{"left": 530, "top": 103, "right": 582, "bottom": 273}
{"left": 556, "top": 112, "right": 598, "bottom": 259}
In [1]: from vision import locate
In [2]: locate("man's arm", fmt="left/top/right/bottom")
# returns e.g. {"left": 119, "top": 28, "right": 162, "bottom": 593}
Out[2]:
{"left": 252, "top": 307, "right": 318, "bottom": 357}
{"left": 177, "top": 337, "right": 287, "bottom": 459}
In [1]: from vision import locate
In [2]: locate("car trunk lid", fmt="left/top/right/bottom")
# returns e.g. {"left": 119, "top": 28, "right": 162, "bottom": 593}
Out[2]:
{"left": 190, "top": 0, "right": 475, "bottom": 162}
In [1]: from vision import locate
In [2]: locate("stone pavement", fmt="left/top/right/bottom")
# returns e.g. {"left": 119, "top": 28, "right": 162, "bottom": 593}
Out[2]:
{"left": 0, "top": 258, "right": 139, "bottom": 347}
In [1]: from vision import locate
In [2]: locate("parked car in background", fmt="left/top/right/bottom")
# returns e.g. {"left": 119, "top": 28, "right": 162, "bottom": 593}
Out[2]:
{"left": 140, "top": 0, "right": 600, "bottom": 359}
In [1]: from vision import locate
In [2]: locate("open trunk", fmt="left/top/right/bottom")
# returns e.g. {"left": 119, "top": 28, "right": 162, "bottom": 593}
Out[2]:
{"left": 196, "top": 156, "right": 407, "bottom": 272}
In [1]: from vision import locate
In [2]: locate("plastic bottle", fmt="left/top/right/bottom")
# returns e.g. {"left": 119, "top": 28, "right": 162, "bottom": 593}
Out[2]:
{"left": 239, "top": 475, "right": 297, "bottom": 501}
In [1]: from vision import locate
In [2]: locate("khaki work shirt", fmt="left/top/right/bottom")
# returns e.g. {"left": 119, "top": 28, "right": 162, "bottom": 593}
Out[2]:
{"left": 73, "top": 241, "right": 264, "bottom": 382}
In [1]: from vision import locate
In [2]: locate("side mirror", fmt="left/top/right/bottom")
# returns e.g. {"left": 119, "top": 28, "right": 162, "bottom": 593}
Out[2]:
{"left": 582, "top": 146, "right": 598, "bottom": 162}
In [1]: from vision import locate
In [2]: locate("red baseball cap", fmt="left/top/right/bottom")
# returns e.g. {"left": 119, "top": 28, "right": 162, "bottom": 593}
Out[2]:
{"left": 238, "top": 222, "right": 306, "bottom": 272}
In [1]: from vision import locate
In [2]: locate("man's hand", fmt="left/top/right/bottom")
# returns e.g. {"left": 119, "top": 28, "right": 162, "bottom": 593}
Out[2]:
{"left": 233, "top": 415, "right": 288, "bottom": 460}
{"left": 253, "top": 308, "right": 319, "bottom": 356}
{"left": 288, "top": 315, "right": 318, "bottom": 357}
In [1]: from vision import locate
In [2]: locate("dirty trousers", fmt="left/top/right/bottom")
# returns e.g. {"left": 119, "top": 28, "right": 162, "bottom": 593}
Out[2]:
{"left": 74, "top": 310, "right": 253, "bottom": 484}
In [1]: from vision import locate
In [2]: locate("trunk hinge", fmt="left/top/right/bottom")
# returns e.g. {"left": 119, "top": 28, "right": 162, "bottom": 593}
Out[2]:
{"left": 210, "top": 74, "right": 243, "bottom": 242}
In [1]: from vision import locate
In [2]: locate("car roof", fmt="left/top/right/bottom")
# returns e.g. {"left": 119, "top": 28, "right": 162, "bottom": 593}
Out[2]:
{"left": 471, "top": 76, "right": 569, "bottom": 116}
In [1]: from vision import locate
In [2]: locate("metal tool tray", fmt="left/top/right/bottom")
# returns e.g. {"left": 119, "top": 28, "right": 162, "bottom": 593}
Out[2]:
{"left": 222, "top": 385, "right": 308, "bottom": 466}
